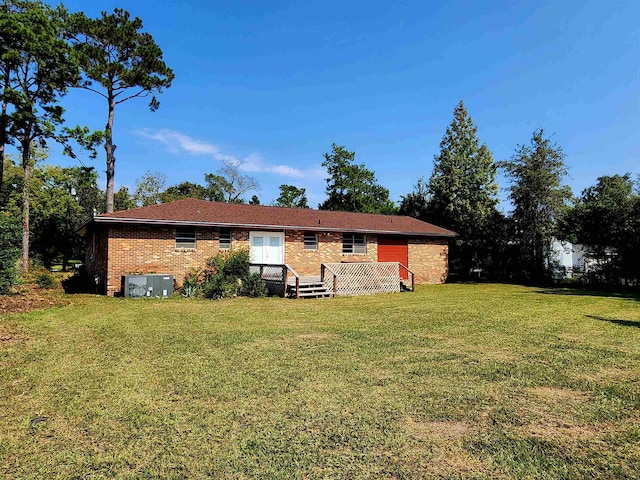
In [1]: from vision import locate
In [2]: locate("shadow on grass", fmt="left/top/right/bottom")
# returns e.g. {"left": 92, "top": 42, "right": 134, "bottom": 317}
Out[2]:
{"left": 536, "top": 288, "right": 640, "bottom": 303}
{"left": 587, "top": 315, "right": 640, "bottom": 328}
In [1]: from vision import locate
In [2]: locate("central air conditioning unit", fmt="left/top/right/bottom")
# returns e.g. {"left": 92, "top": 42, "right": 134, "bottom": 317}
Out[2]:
{"left": 122, "top": 274, "right": 174, "bottom": 298}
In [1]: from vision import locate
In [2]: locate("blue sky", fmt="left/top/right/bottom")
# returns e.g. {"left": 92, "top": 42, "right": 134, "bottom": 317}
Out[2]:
{"left": 36, "top": 0, "right": 640, "bottom": 209}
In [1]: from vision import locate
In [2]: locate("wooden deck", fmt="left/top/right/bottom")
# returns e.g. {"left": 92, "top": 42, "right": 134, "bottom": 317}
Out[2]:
{"left": 286, "top": 276, "right": 321, "bottom": 286}
{"left": 251, "top": 262, "right": 414, "bottom": 299}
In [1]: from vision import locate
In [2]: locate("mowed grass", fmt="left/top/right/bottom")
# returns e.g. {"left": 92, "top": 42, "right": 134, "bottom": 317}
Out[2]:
{"left": 1, "top": 284, "right": 639, "bottom": 479}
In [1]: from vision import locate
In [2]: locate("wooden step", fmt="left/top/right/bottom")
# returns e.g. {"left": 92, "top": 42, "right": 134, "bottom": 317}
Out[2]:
{"left": 298, "top": 291, "right": 332, "bottom": 298}
{"left": 400, "top": 281, "right": 413, "bottom": 292}
{"left": 287, "top": 283, "right": 332, "bottom": 299}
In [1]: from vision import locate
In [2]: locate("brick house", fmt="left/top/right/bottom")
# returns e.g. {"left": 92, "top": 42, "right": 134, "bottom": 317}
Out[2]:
{"left": 80, "top": 198, "right": 457, "bottom": 296}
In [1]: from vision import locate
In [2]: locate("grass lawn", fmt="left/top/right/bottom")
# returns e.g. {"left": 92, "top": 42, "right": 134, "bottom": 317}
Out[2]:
{"left": 1, "top": 284, "right": 639, "bottom": 479}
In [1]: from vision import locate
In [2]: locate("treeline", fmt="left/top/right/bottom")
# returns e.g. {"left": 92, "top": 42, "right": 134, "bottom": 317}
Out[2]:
{"left": 397, "top": 102, "right": 640, "bottom": 288}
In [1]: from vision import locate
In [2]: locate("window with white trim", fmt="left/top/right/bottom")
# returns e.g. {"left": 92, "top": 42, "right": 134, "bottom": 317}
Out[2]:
{"left": 219, "top": 229, "right": 232, "bottom": 249}
{"left": 176, "top": 227, "right": 196, "bottom": 249}
{"left": 342, "top": 233, "right": 366, "bottom": 254}
{"left": 303, "top": 233, "right": 318, "bottom": 250}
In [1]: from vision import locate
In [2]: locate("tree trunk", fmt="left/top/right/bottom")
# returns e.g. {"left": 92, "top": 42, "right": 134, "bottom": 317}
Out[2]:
{"left": 0, "top": 66, "right": 8, "bottom": 199}
{"left": 104, "top": 97, "right": 116, "bottom": 213}
{"left": 21, "top": 143, "right": 30, "bottom": 274}
{"left": 0, "top": 97, "right": 6, "bottom": 199}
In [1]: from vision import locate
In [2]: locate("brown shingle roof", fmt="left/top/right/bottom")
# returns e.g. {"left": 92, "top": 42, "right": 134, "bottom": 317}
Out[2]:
{"left": 90, "top": 198, "right": 456, "bottom": 237}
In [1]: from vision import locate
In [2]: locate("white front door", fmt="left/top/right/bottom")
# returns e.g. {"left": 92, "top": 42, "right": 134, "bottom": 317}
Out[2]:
{"left": 250, "top": 231, "right": 284, "bottom": 264}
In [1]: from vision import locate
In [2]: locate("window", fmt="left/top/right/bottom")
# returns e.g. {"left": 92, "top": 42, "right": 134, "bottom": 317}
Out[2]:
{"left": 219, "top": 229, "right": 232, "bottom": 249}
{"left": 176, "top": 227, "right": 196, "bottom": 249}
{"left": 303, "top": 233, "right": 318, "bottom": 250}
{"left": 342, "top": 233, "right": 366, "bottom": 254}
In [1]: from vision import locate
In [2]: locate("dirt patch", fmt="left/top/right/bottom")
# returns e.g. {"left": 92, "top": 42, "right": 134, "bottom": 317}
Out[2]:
{"left": 403, "top": 417, "right": 489, "bottom": 475}
{"left": 293, "top": 333, "right": 337, "bottom": 341}
{"left": 577, "top": 367, "right": 638, "bottom": 383}
{"left": 0, "top": 285, "right": 68, "bottom": 316}
{"left": 405, "top": 417, "right": 474, "bottom": 442}
{"left": 527, "top": 386, "right": 587, "bottom": 402}
{"left": 517, "top": 422, "right": 606, "bottom": 443}
{"left": 0, "top": 322, "right": 29, "bottom": 345}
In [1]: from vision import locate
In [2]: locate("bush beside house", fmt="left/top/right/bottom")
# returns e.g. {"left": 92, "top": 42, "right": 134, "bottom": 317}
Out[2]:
{"left": 0, "top": 213, "right": 21, "bottom": 294}
{"left": 181, "top": 248, "right": 267, "bottom": 299}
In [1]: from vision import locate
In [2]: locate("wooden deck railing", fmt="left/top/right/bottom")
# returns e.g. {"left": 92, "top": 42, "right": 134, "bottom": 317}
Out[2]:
{"left": 249, "top": 263, "right": 300, "bottom": 297}
{"left": 320, "top": 263, "right": 339, "bottom": 298}
{"left": 398, "top": 263, "right": 415, "bottom": 292}
{"left": 321, "top": 262, "right": 403, "bottom": 296}
{"left": 284, "top": 264, "right": 301, "bottom": 298}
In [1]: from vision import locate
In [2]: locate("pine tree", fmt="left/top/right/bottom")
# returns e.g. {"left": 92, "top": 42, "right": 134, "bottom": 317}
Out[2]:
{"left": 319, "top": 143, "right": 396, "bottom": 214}
{"left": 427, "top": 101, "right": 498, "bottom": 276}
{"left": 68, "top": 9, "right": 174, "bottom": 213}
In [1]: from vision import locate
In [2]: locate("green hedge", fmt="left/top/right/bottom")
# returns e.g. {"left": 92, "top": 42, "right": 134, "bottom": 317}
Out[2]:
{"left": 0, "top": 213, "right": 21, "bottom": 294}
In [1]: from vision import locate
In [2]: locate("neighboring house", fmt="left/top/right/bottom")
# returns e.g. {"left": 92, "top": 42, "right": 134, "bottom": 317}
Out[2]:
{"left": 548, "top": 238, "right": 606, "bottom": 279}
{"left": 80, "top": 198, "right": 457, "bottom": 296}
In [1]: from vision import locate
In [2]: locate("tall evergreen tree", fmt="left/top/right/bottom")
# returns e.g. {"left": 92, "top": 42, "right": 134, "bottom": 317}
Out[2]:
{"left": 68, "top": 8, "right": 174, "bottom": 213}
{"left": 319, "top": 143, "right": 396, "bottom": 214}
{"left": 502, "top": 129, "right": 572, "bottom": 282}
{"left": 275, "top": 184, "right": 309, "bottom": 208}
{"left": 427, "top": 100, "right": 498, "bottom": 276}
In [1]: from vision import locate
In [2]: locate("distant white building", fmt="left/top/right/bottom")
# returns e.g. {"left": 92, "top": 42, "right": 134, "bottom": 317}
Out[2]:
{"left": 548, "top": 239, "right": 596, "bottom": 279}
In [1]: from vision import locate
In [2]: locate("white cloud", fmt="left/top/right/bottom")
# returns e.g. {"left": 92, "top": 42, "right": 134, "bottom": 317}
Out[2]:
{"left": 138, "top": 128, "right": 312, "bottom": 179}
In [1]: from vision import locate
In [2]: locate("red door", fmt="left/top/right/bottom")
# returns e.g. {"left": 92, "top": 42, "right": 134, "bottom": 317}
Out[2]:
{"left": 378, "top": 236, "right": 409, "bottom": 279}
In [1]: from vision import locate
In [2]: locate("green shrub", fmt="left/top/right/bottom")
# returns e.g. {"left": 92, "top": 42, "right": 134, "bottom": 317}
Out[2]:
{"left": 36, "top": 271, "right": 57, "bottom": 289}
{"left": 242, "top": 272, "right": 268, "bottom": 297}
{"left": 0, "top": 213, "right": 21, "bottom": 294}
{"left": 198, "top": 248, "right": 266, "bottom": 300}
{"left": 223, "top": 248, "right": 250, "bottom": 277}
{"left": 181, "top": 267, "right": 202, "bottom": 298}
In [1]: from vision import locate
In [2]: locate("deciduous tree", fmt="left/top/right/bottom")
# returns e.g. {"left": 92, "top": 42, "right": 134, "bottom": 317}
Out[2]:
{"left": 114, "top": 186, "right": 135, "bottom": 211}
{"left": 2, "top": 0, "right": 78, "bottom": 272}
{"left": 205, "top": 161, "right": 260, "bottom": 203}
{"left": 563, "top": 174, "right": 639, "bottom": 285}
{"left": 502, "top": 129, "right": 572, "bottom": 282}
{"left": 134, "top": 170, "right": 166, "bottom": 207}
{"left": 399, "top": 176, "right": 430, "bottom": 219}
{"left": 161, "top": 181, "right": 208, "bottom": 203}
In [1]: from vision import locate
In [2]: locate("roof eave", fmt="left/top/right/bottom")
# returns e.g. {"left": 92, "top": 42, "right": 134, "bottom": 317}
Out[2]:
{"left": 90, "top": 216, "right": 457, "bottom": 238}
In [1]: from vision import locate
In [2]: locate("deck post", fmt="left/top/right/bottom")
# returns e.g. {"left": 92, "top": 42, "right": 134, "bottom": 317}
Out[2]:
{"left": 295, "top": 276, "right": 300, "bottom": 299}
{"left": 333, "top": 275, "right": 337, "bottom": 297}
{"left": 283, "top": 265, "right": 288, "bottom": 298}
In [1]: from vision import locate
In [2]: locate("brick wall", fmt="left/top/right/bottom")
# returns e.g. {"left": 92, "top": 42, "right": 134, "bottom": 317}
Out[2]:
{"left": 284, "top": 231, "right": 377, "bottom": 276}
{"left": 408, "top": 238, "right": 449, "bottom": 284}
{"left": 99, "top": 225, "right": 449, "bottom": 295}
